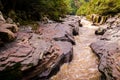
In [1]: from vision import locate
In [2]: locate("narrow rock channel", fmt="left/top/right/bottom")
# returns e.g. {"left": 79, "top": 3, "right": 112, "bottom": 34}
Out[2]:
{"left": 0, "top": 15, "right": 103, "bottom": 80}
{"left": 51, "top": 18, "right": 101, "bottom": 80}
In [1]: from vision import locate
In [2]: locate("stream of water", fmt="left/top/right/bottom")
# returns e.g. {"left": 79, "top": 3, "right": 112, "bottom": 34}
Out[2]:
{"left": 51, "top": 18, "right": 101, "bottom": 80}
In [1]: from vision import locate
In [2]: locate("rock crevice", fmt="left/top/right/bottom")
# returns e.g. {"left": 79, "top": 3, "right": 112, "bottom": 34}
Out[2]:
{"left": 91, "top": 14, "right": 120, "bottom": 80}
{"left": 0, "top": 14, "right": 80, "bottom": 80}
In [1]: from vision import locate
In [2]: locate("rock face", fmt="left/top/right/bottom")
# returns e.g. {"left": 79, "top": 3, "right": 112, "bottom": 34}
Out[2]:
{"left": 87, "top": 14, "right": 108, "bottom": 25}
{"left": 51, "top": 18, "right": 101, "bottom": 80}
{"left": 0, "top": 24, "right": 18, "bottom": 42}
{"left": 0, "top": 11, "right": 18, "bottom": 44}
{"left": 0, "top": 15, "right": 80, "bottom": 80}
{"left": 91, "top": 15, "right": 120, "bottom": 80}
{"left": 106, "top": 14, "right": 120, "bottom": 29}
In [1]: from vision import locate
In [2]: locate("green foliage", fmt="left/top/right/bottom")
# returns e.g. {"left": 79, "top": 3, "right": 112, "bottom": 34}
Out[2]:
{"left": 70, "top": 0, "right": 77, "bottom": 14}
{"left": 76, "top": 0, "right": 120, "bottom": 16}
{"left": 69, "top": 0, "right": 90, "bottom": 15}
{"left": 1, "top": 0, "right": 71, "bottom": 21}
{"left": 76, "top": 2, "right": 89, "bottom": 15}
{"left": 45, "top": 0, "right": 71, "bottom": 21}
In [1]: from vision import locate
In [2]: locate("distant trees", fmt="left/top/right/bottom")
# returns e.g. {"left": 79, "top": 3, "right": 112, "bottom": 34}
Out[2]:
{"left": 69, "top": 0, "right": 89, "bottom": 15}
{"left": 76, "top": 0, "right": 120, "bottom": 16}
{"left": 2, "top": 0, "right": 119, "bottom": 22}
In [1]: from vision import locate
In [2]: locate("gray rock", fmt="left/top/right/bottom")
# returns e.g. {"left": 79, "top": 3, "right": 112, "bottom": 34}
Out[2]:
{"left": 78, "top": 20, "right": 83, "bottom": 27}
{"left": 0, "top": 11, "right": 19, "bottom": 43}
{"left": 1, "top": 23, "right": 19, "bottom": 33}
{"left": 95, "top": 28, "right": 106, "bottom": 35}
{"left": 91, "top": 27, "right": 120, "bottom": 80}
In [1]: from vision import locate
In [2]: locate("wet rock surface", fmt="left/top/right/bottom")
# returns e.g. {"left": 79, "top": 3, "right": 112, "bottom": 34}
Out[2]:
{"left": 91, "top": 15, "right": 120, "bottom": 80}
{"left": 0, "top": 15, "right": 80, "bottom": 80}
{"left": 95, "top": 27, "right": 106, "bottom": 35}
{"left": 51, "top": 17, "right": 101, "bottom": 80}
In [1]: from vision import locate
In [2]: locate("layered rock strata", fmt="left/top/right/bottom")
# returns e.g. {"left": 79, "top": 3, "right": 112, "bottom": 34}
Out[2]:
{"left": 0, "top": 15, "right": 80, "bottom": 80}
{"left": 91, "top": 14, "right": 120, "bottom": 80}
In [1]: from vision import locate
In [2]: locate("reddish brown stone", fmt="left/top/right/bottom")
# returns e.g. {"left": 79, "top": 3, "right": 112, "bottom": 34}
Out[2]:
{"left": 91, "top": 26, "right": 120, "bottom": 80}
{"left": 0, "top": 15, "right": 81, "bottom": 80}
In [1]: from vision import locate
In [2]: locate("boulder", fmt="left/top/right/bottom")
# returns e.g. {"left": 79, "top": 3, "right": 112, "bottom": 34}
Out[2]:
{"left": 0, "top": 23, "right": 18, "bottom": 42}
{"left": 0, "top": 28, "right": 15, "bottom": 42}
{"left": 106, "top": 15, "right": 120, "bottom": 29}
{"left": 95, "top": 28, "right": 106, "bottom": 35}
{"left": 91, "top": 25, "right": 120, "bottom": 80}
{"left": 68, "top": 22, "right": 79, "bottom": 36}
{"left": 78, "top": 20, "right": 83, "bottom": 27}
{"left": 0, "top": 16, "right": 81, "bottom": 80}
{"left": 0, "top": 11, "right": 19, "bottom": 43}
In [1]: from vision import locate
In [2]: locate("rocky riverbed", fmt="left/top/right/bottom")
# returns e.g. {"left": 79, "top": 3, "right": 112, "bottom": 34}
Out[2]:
{"left": 91, "top": 14, "right": 120, "bottom": 80}
{"left": 1, "top": 12, "right": 120, "bottom": 80}
{"left": 51, "top": 17, "right": 101, "bottom": 80}
{"left": 0, "top": 14, "right": 80, "bottom": 80}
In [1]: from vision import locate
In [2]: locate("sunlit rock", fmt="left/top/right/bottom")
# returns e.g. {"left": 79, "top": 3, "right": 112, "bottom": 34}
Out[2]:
{"left": 95, "top": 27, "right": 106, "bottom": 35}
{"left": 0, "top": 11, "right": 6, "bottom": 24}
{"left": 91, "top": 18, "right": 120, "bottom": 80}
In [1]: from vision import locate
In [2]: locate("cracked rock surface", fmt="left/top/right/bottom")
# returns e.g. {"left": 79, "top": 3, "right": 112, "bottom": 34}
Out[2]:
{"left": 0, "top": 15, "right": 80, "bottom": 80}
{"left": 91, "top": 14, "right": 120, "bottom": 80}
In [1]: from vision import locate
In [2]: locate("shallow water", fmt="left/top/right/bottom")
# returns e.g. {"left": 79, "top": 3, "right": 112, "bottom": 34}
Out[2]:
{"left": 51, "top": 18, "right": 101, "bottom": 80}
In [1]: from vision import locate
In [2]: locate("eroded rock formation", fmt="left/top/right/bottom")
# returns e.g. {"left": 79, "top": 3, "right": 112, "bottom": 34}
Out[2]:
{"left": 0, "top": 11, "right": 18, "bottom": 44}
{"left": 0, "top": 15, "right": 80, "bottom": 80}
{"left": 91, "top": 14, "right": 120, "bottom": 80}
{"left": 87, "top": 14, "right": 108, "bottom": 26}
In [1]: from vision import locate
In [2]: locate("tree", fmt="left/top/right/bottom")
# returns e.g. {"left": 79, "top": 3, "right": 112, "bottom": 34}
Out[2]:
{"left": 76, "top": 0, "right": 120, "bottom": 16}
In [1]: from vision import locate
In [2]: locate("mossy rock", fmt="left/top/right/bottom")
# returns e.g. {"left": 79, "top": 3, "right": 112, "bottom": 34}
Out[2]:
{"left": 86, "top": 15, "right": 92, "bottom": 21}
{"left": 95, "top": 28, "right": 106, "bottom": 35}
{"left": 99, "top": 16, "right": 108, "bottom": 24}
{"left": 86, "top": 14, "right": 108, "bottom": 25}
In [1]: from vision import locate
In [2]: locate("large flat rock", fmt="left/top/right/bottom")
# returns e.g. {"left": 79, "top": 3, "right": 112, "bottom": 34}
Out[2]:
{"left": 91, "top": 17, "right": 120, "bottom": 80}
{"left": 0, "top": 16, "right": 80, "bottom": 80}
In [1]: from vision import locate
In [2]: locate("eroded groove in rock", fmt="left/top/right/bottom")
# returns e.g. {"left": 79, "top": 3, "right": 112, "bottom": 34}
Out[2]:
{"left": 0, "top": 15, "right": 81, "bottom": 80}
{"left": 91, "top": 15, "right": 120, "bottom": 80}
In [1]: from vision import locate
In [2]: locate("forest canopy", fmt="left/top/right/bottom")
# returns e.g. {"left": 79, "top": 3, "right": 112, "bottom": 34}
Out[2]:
{"left": 76, "top": 0, "right": 120, "bottom": 16}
